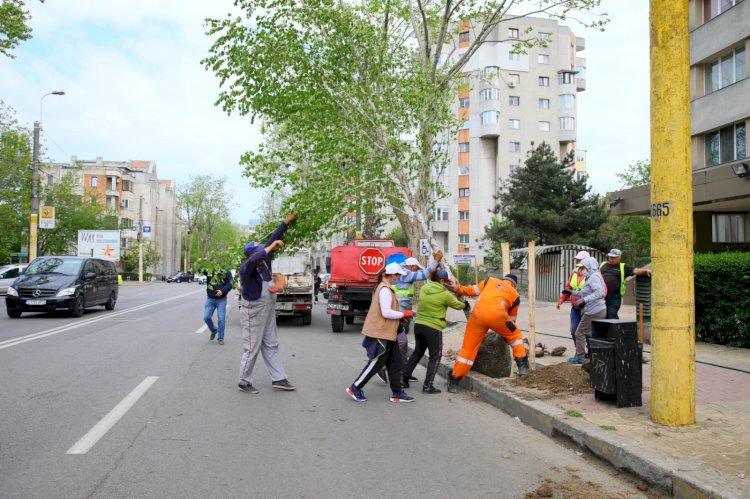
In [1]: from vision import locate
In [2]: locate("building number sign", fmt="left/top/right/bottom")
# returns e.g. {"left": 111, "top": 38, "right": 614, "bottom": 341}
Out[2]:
{"left": 651, "top": 201, "right": 672, "bottom": 219}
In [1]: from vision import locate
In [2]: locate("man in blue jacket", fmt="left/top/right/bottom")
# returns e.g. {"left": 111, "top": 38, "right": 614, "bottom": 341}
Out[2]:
{"left": 237, "top": 213, "right": 298, "bottom": 394}
{"left": 203, "top": 269, "right": 233, "bottom": 345}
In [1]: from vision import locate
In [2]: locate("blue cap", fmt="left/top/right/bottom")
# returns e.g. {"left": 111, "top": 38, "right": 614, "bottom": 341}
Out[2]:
{"left": 385, "top": 252, "right": 407, "bottom": 266}
{"left": 244, "top": 242, "right": 264, "bottom": 256}
{"left": 434, "top": 269, "right": 450, "bottom": 280}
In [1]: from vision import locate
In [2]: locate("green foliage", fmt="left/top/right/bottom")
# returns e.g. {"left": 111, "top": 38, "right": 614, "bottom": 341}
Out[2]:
{"left": 0, "top": 100, "right": 32, "bottom": 263}
{"left": 203, "top": 0, "right": 607, "bottom": 256}
{"left": 616, "top": 159, "right": 651, "bottom": 188}
{"left": 599, "top": 425, "right": 617, "bottom": 431}
{"left": 0, "top": 0, "right": 39, "bottom": 58}
{"left": 592, "top": 213, "right": 651, "bottom": 267}
{"left": 37, "top": 173, "right": 114, "bottom": 255}
{"left": 694, "top": 252, "right": 750, "bottom": 347}
{"left": 119, "top": 238, "right": 161, "bottom": 274}
{"left": 384, "top": 226, "right": 408, "bottom": 248}
{"left": 565, "top": 409, "right": 583, "bottom": 418}
{"left": 482, "top": 143, "right": 608, "bottom": 256}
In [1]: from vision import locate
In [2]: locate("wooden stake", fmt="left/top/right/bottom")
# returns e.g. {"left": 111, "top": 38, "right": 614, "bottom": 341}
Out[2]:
{"left": 528, "top": 240, "right": 536, "bottom": 368}
{"left": 501, "top": 242, "right": 510, "bottom": 275}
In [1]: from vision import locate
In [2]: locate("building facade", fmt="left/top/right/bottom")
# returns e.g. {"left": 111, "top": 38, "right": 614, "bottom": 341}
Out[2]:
{"left": 44, "top": 156, "right": 182, "bottom": 276}
{"left": 432, "top": 16, "right": 587, "bottom": 264}
{"left": 610, "top": 0, "right": 749, "bottom": 252}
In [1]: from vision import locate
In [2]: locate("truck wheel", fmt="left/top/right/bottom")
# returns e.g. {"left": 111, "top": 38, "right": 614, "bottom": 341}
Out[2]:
{"left": 302, "top": 312, "right": 312, "bottom": 326}
{"left": 331, "top": 315, "right": 344, "bottom": 333}
{"left": 345, "top": 315, "right": 354, "bottom": 325}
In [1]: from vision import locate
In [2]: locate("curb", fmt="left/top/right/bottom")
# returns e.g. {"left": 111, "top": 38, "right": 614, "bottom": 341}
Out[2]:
{"left": 411, "top": 331, "right": 739, "bottom": 499}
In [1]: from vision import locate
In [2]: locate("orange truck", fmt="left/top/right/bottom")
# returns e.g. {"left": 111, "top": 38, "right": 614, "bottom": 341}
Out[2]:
{"left": 325, "top": 240, "right": 412, "bottom": 333}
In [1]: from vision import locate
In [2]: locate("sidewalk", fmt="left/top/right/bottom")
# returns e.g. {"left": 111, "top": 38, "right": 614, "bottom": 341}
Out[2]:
{"left": 419, "top": 300, "right": 749, "bottom": 498}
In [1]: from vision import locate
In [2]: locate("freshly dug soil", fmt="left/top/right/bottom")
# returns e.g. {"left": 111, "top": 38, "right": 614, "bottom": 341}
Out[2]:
{"left": 511, "top": 362, "right": 593, "bottom": 395}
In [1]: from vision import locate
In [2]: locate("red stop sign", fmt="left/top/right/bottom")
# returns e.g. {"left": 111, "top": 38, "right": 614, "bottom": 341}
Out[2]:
{"left": 359, "top": 248, "right": 385, "bottom": 275}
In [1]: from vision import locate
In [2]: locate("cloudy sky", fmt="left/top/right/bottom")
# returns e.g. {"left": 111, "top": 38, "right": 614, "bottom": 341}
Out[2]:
{"left": 0, "top": 0, "right": 649, "bottom": 224}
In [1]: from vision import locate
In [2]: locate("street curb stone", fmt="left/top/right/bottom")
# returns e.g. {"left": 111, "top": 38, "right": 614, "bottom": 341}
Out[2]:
{"left": 413, "top": 335, "right": 734, "bottom": 498}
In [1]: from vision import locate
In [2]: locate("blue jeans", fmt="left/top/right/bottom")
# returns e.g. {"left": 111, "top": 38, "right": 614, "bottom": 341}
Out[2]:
{"left": 605, "top": 294, "right": 622, "bottom": 319}
{"left": 569, "top": 307, "right": 582, "bottom": 344}
{"left": 204, "top": 296, "right": 227, "bottom": 340}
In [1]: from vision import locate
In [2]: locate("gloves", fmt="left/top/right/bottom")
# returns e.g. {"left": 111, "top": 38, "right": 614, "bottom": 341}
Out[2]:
{"left": 561, "top": 289, "right": 572, "bottom": 295}
{"left": 463, "top": 301, "right": 471, "bottom": 311}
{"left": 505, "top": 321, "right": 517, "bottom": 332}
{"left": 573, "top": 300, "right": 585, "bottom": 310}
{"left": 401, "top": 310, "right": 414, "bottom": 319}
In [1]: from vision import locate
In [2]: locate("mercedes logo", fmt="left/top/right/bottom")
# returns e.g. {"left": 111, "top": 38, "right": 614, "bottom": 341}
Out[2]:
{"left": 32, "top": 289, "right": 42, "bottom": 298}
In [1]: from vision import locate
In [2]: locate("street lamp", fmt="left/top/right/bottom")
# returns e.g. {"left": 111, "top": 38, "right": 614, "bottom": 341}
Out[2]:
{"left": 29, "top": 90, "right": 65, "bottom": 262}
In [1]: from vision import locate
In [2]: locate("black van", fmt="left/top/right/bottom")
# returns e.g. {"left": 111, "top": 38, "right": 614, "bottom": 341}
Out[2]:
{"left": 5, "top": 256, "right": 119, "bottom": 318}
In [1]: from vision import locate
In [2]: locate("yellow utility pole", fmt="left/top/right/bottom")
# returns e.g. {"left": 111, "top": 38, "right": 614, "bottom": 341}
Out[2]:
{"left": 649, "top": 0, "right": 695, "bottom": 425}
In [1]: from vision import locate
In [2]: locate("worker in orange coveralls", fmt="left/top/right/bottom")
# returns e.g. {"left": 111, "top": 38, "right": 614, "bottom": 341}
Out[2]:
{"left": 447, "top": 273, "right": 532, "bottom": 393}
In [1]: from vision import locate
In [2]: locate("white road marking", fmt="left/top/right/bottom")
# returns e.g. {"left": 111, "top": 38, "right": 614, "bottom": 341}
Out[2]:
{"left": 0, "top": 289, "right": 202, "bottom": 351}
{"left": 66, "top": 376, "right": 159, "bottom": 455}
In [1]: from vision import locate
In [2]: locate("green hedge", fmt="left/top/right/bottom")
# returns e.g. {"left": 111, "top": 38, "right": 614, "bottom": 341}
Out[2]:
{"left": 695, "top": 252, "right": 750, "bottom": 347}
{"left": 120, "top": 272, "right": 152, "bottom": 281}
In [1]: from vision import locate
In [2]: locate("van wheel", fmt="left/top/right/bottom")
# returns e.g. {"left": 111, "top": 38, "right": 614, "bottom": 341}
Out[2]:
{"left": 302, "top": 312, "right": 312, "bottom": 326}
{"left": 331, "top": 315, "right": 344, "bottom": 333}
{"left": 345, "top": 315, "right": 354, "bottom": 325}
{"left": 7, "top": 308, "right": 22, "bottom": 318}
{"left": 71, "top": 295, "right": 85, "bottom": 317}
{"left": 104, "top": 291, "right": 117, "bottom": 310}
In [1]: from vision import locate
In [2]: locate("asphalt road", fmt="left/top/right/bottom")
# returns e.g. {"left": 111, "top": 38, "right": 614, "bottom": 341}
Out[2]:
{"left": 0, "top": 283, "right": 657, "bottom": 498}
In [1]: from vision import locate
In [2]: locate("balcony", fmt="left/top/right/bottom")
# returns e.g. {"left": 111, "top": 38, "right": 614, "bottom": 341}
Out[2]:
{"left": 575, "top": 37, "right": 585, "bottom": 52}
{"left": 576, "top": 78, "right": 586, "bottom": 92}
{"left": 691, "top": 77, "right": 750, "bottom": 135}
{"left": 432, "top": 219, "right": 449, "bottom": 233}
{"left": 559, "top": 129, "right": 576, "bottom": 143}
{"left": 106, "top": 189, "right": 120, "bottom": 197}
{"left": 690, "top": 0, "right": 750, "bottom": 65}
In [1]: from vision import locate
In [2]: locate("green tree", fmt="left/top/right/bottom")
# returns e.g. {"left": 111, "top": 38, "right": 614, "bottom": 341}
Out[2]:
{"left": 36, "top": 173, "right": 113, "bottom": 255}
{"left": 203, "top": 0, "right": 607, "bottom": 255}
{"left": 0, "top": 100, "right": 32, "bottom": 263}
{"left": 616, "top": 159, "right": 651, "bottom": 188}
{"left": 482, "top": 142, "right": 607, "bottom": 256}
{"left": 120, "top": 237, "right": 160, "bottom": 274}
{"left": 0, "top": 0, "right": 42, "bottom": 58}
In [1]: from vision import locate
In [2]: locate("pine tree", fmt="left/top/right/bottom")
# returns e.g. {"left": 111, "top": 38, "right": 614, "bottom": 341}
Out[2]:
{"left": 483, "top": 142, "right": 607, "bottom": 255}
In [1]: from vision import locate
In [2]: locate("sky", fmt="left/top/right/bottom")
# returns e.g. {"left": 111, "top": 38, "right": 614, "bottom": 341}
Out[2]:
{"left": 0, "top": 1, "right": 650, "bottom": 224}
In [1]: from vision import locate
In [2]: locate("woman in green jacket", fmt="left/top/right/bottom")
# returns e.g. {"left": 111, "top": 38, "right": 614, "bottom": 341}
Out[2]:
{"left": 402, "top": 269, "right": 467, "bottom": 394}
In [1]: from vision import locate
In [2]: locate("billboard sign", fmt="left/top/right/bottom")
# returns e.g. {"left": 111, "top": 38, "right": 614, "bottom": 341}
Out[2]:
{"left": 78, "top": 230, "right": 121, "bottom": 261}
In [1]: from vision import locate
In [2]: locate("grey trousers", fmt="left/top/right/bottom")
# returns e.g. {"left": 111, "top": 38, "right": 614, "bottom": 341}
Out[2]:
{"left": 574, "top": 309, "right": 606, "bottom": 358}
{"left": 238, "top": 286, "right": 288, "bottom": 385}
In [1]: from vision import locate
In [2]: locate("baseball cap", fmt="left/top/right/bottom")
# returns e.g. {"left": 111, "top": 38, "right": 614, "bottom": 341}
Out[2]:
{"left": 503, "top": 273, "right": 518, "bottom": 286}
{"left": 403, "top": 257, "right": 424, "bottom": 269}
{"left": 608, "top": 248, "right": 622, "bottom": 258}
{"left": 574, "top": 250, "right": 590, "bottom": 261}
{"left": 384, "top": 262, "right": 407, "bottom": 275}
{"left": 244, "top": 242, "right": 263, "bottom": 256}
{"left": 434, "top": 269, "right": 450, "bottom": 281}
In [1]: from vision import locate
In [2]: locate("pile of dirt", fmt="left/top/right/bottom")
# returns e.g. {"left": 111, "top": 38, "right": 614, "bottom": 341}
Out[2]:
{"left": 511, "top": 362, "right": 592, "bottom": 395}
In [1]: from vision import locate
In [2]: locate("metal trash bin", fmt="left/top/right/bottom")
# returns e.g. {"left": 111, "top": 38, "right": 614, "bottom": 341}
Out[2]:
{"left": 590, "top": 319, "right": 642, "bottom": 408}
{"left": 589, "top": 338, "right": 616, "bottom": 400}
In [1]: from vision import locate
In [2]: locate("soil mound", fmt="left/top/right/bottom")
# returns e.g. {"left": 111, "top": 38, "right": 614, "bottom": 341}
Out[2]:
{"left": 511, "top": 362, "right": 592, "bottom": 395}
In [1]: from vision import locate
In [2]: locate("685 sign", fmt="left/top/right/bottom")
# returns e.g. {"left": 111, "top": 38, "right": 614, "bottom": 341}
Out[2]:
{"left": 651, "top": 201, "right": 672, "bottom": 219}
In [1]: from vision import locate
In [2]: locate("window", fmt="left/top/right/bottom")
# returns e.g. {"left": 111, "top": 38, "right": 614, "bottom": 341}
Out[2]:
{"left": 459, "top": 211, "right": 470, "bottom": 220}
{"left": 434, "top": 208, "right": 449, "bottom": 221}
{"left": 459, "top": 97, "right": 470, "bottom": 107}
{"left": 459, "top": 142, "right": 470, "bottom": 153}
{"left": 538, "top": 76, "right": 549, "bottom": 86}
{"left": 90, "top": 176, "right": 98, "bottom": 187}
{"left": 509, "top": 95, "right": 520, "bottom": 106}
{"left": 483, "top": 66, "right": 500, "bottom": 79}
{"left": 508, "top": 119, "right": 520, "bottom": 129}
{"left": 509, "top": 141, "right": 521, "bottom": 152}
{"left": 704, "top": 46, "right": 745, "bottom": 93}
{"left": 705, "top": 122, "right": 746, "bottom": 166}
{"left": 122, "top": 179, "right": 131, "bottom": 191}
{"left": 509, "top": 164, "right": 520, "bottom": 174}
{"left": 480, "top": 88, "right": 499, "bottom": 101}
{"left": 560, "top": 117, "right": 575, "bottom": 130}
{"left": 459, "top": 31, "right": 470, "bottom": 44}
{"left": 458, "top": 166, "right": 470, "bottom": 175}
{"left": 509, "top": 52, "right": 520, "bottom": 61}
{"left": 559, "top": 94, "right": 576, "bottom": 108}
{"left": 539, "top": 98, "right": 550, "bottom": 109}
{"left": 459, "top": 235, "right": 470, "bottom": 245}
{"left": 539, "top": 121, "right": 551, "bottom": 132}
{"left": 559, "top": 72, "right": 575, "bottom": 84}
{"left": 121, "top": 199, "right": 131, "bottom": 209}
{"left": 458, "top": 188, "right": 470, "bottom": 197}
{"left": 538, "top": 54, "right": 550, "bottom": 64}
{"left": 539, "top": 32, "right": 551, "bottom": 43}
{"left": 704, "top": 0, "right": 743, "bottom": 21}
{"left": 481, "top": 111, "right": 500, "bottom": 125}
{"left": 509, "top": 73, "right": 520, "bottom": 84}
{"left": 508, "top": 28, "right": 519, "bottom": 39}
{"left": 460, "top": 120, "right": 470, "bottom": 130}
{"left": 47, "top": 174, "right": 54, "bottom": 186}
{"left": 712, "top": 214, "right": 746, "bottom": 243}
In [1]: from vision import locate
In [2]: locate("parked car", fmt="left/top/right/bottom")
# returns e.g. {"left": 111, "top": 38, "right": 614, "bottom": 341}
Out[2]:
{"left": 0, "top": 264, "right": 28, "bottom": 296}
{"left": 166, "top": 271, "right": 194, "bottom": 283}
{"left": 5, "top": 256, "right": 118, "bottom": 318}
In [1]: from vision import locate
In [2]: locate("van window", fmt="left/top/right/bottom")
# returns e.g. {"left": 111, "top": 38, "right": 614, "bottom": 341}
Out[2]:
{"left": 26, "top": 258, "right": 83, "bottom": 276}
{"left": 83, "top": 261, "right": 96, "bottom": 276}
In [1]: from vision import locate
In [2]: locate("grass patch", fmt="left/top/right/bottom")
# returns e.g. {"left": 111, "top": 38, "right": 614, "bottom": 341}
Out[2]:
{"left": 599, "top": 425, "right": 617, "bottom": 431}
{"left": 565, "top": 409, "right": 583, "bottom": 418}
{"left": 653, "top": 431, "right": 662, "bottom": 437}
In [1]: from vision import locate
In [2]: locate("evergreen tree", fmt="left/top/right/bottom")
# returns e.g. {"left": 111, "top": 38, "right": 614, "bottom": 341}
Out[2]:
{"left": 483, "top": 142, "right": 607, "bottom": 256}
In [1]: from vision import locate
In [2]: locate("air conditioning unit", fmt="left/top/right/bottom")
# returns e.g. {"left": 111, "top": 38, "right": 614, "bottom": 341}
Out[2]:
{"left": 507, "top": 82, "right": 516, "bottom": 88}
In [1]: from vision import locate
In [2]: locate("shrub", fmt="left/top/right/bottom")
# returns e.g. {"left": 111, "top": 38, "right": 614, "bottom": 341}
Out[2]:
{"left": 694, "top": 252, "right": 750, "bottom": 347}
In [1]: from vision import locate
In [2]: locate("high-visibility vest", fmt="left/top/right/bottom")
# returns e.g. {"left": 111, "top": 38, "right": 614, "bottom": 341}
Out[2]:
{"left": 570, "top": 273, "right": 586, "bottom": 290}
{"left": 391, "top": 283, "right": 415, "bottom": 297}
{"left": 600, "top": 262, "right": 626, "bottom": 295}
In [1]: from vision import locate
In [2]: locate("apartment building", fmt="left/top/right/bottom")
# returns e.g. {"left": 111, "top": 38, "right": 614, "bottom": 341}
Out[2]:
{"left": 432, "top": 17, "right": 587, "bottom": 263}
{"left": 44, "top": 157, "right": 182, "bottom": 275}
{"left": 609, "top": 0, "right": 749, "bottom": 252}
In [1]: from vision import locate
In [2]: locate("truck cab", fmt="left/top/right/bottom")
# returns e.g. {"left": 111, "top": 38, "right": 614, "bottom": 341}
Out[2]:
{"left": 273, "top": 249, "right": 314, "bottom": 325}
